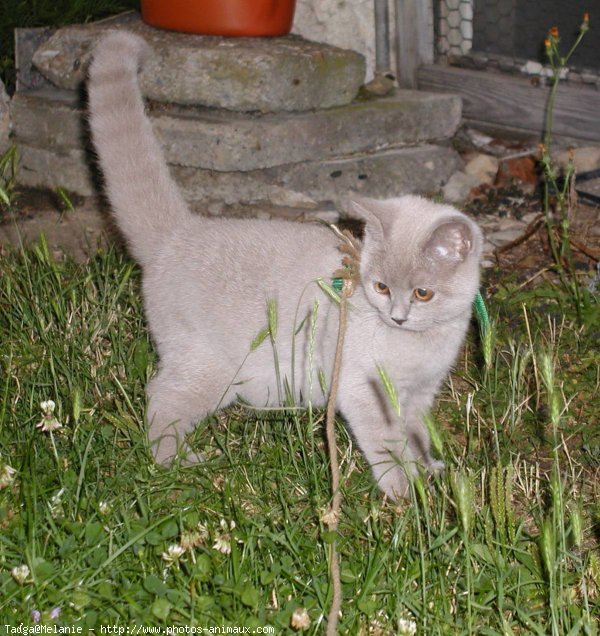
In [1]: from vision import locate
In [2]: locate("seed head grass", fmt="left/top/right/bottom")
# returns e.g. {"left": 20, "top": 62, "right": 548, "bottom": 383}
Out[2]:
{"left": 0, "top": 241, "right": 598, "bottom": 632}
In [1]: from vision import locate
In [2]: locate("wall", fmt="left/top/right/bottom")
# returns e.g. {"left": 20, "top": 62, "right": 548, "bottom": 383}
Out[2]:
{"left": 292, "top": 0, "right": 377, "bottom": 80}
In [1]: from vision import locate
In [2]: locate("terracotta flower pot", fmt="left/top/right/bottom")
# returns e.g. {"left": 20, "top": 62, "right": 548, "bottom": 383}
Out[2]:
{"left": 140, "top": 0, "right": 297, "bottom": 37}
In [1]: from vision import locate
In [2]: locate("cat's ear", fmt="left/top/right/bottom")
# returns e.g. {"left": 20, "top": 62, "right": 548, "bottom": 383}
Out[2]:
{"left": 423, "top": 219, "right": 475, "bottom": 265}
{"left": 343, "top": 196, "right": 388, "bottom": 242}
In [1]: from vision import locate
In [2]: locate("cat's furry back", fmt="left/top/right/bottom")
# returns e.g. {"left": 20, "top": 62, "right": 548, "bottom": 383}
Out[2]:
{"left": 88, "top": 31, "right": 483, "bottom": 500}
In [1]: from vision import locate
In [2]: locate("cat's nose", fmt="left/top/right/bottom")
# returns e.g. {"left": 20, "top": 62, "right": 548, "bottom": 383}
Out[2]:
{"left": 392, "top": 317, "right": 406, "bottom": 326}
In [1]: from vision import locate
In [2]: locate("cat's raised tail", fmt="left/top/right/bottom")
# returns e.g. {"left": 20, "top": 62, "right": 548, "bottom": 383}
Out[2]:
{"left": 88, "top": 31, "right": 190, "bottom": 265}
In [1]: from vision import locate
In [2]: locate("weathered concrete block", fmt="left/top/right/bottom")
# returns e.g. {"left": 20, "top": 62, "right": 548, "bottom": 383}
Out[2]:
{"left": 172, "top": 145, "right": 462, "bottom": 205}
{"left": 11, "top": 90, "right": 87, "bottom": 150}
{"left": 31, "top": 12, "right": 365, "bottom": 113}
{"left": 15, "top": 139, "right": 461, "bottom": 207}
{"left": 17, "top": 145, "right": 96, "bottom": 196}
{"left": 12, "top": 89, "right": 461, "bottom": 172}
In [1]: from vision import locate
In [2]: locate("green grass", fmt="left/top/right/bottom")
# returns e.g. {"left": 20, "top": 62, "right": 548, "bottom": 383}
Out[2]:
{"left": 0, "top": 238, "right": 598, "bottom": 633}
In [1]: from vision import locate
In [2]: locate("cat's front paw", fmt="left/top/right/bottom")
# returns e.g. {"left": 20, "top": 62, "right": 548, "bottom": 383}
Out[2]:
{"left": 372, "top": 463, "right": 411, "bottom": 501}
{"left": 428, "top": 459, "right": 445, "bottom": 475}
{"left": 150, "top": 435, "right": 204, "bottom": 467}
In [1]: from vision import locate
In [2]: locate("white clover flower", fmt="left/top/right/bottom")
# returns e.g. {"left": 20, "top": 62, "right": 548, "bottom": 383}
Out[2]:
{"left": 180, "top": 530, "right": 204, "bottom": 551}
{"left": 220, "top": 518, "right": 235, "bottom": 531}
{"left": 37, "top": 400, "right": 63, "bottom": 433}
{"left": 41, "top": 400, "right": 56, "bottom": 414}
{"left": 162, "top": 544, "right": 185, "bottom": 565}
{"left": 48, "top": 488, "right": 65, "bottom": 519}
{"left": 197, "top": 521, "right": 210, "bottom": 540}
{"left": 0, "top": 463, "right": 16, "bottom": 489}
{"left": 290, "top": 607, "right": 311, "bottom": 630}
{"left": 11, "top": 564, "right": 30, "bottom": 584}
{"left": 212, "top": 519, "right": 237, "bottom": 555}
{"left": 398, "top": 618, "right": 417, "bottom": 635}
{"left": 212, "top": 536, "right": 232, "bottom": 555}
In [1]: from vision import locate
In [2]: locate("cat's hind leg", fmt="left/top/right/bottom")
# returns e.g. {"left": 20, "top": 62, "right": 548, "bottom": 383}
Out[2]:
{"left": 146, "top": 369, "right": 221, "bottom": 465}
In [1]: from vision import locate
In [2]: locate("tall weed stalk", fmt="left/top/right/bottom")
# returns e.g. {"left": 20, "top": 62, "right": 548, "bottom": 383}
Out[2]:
{"left": 539, "top": 15, "right": 595, "bottom": 324}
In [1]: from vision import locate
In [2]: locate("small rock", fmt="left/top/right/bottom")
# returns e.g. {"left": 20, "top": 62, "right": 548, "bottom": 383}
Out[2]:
{"left": 497, "top": 156, "right": 539, "bottom": 185}
{"left": 362, "top": 73, "right": 395, "bottom": 97}
{"left": 206, "top": 201, "right": 224, "bottom": 216}
{"left": 465, "top": 128, "right": 494, "bottom": 148}
{"left": 267, "top": 188, "right": 317, "bottom": 209}
{"left": 553, "top": 146, "right": 600, "bottom": 173}
{"left": 521, "top": 60, "right": 543, "bottom": 75}
{"left": 442, "top": 171, "right": 480, "bottom": 203}
{"left": 498, "top": 217, "right": 526, "bottom": 231}
{"left": 464, "top": 153, "right": 499, "bottom": 185}
{"left": 486, "top": 228, "right": 525, "bottom": 247}
{"left": 521, "top": 211, "right": 542, "bottom": 224}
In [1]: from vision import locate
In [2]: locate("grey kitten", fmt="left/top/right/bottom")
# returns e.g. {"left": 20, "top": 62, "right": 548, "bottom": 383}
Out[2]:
{"left": 88, "top": 31, "right": 482, "bottom": 500}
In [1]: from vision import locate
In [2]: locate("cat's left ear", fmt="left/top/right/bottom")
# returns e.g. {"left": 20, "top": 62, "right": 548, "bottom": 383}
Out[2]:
{"left": 423, "top": 219, "right": 477, "bottom": 265}
{"left": 343, "top": 196, "right": 392, "bottom": 243}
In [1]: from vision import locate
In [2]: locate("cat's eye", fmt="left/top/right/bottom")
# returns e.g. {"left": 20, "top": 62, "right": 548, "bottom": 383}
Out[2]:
{"left": 374, "top": 281, "right": 390, "bottom": 295}
{"left": 414, "top": 287, "right": 434, "bottom": 302}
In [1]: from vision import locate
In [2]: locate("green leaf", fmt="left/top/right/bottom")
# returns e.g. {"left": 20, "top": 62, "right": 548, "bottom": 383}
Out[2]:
{"left": 240, "top": 584, "right": 260, "bottom": 608}
{"left": 195, "top": 595, "right": 214, "bottom": 612}
{"left": 194, "top": 554, "right": 212, "bottom": 581}
{"left": 159, "top": 520, "right": 179, "bottom": 539}
{"left": 144, "top": 574, "right": 168, "bottom": 596}
{"left": 151, "top": 597, "right": 172, "bottom": 621}
{"left": 85, "top": 521, "right": 105, "bottom": 547}
{"left": 31, "top": 558, "right": 54, "bottom": 582}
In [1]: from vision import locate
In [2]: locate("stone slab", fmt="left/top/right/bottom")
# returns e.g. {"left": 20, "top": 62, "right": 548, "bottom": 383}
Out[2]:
{"left": 31, "top": 12, "right": 365, "bottom": 113}
{"left": 15, "top": 26, "right": 56, "bottom": 92}
{"left": 17, "top": 145, "right": 96, "bottom": 196}
{"left": 173, "top": 145, "right": 462, "bottom": 204}
{"left": 11, "top": 88, "right": 462, "bottom": 172}
{"left": 15, "top": 142, "right": 461, "bottom": 206}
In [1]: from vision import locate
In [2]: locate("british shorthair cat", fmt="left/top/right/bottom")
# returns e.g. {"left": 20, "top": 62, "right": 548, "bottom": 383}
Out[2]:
{"left": 88, "top": 31, "right": 482, "bottom": 500}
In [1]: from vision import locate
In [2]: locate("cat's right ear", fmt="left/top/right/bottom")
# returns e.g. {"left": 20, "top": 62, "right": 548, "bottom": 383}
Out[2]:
{"left": 343, "top": 196, "right": 385, "bottom": 243}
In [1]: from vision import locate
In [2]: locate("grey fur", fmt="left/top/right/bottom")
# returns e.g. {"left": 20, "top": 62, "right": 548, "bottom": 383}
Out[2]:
{"left": 88, "top": 31, "right": 482, "bottom": 500}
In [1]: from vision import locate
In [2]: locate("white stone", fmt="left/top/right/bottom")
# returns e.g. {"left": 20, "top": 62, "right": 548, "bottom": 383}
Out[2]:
{"left": 458, "top": 0, "right": 473, "bottom": 21}
{"left": 447, "top": 28, "right": 464, "bottom": 48}
{"left": 267, "top": 187, "right": 317, "bottom": 209}
{"left": 464, "top": 153, "right": 499, "bottom": 185}
{"left": 486, "top": 228, "right": 525, "bottom": 247}
{"left": 521, "top": 60, "right": 543, "bottom": 75}
{"left": 447, "top": 10, "right": 461, "bottom": 29}
{"left": 553, "top": 146, "right": 600, "bottom": 173}
{"left": 460, "top": 21, "right": 473, "bottom": 42}
{"left": 442, "top": 171, "right": 480, "bottom": 203}
{"left": 521, "top": 211, "right": 542, "bottom": 224}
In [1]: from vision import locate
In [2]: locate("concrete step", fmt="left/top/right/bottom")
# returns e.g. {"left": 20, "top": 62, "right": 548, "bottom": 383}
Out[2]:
{"left": 12, "top": 88, "right": 461, "bottom": 172}
{"left": 31, "top": 12, "right": 365, "bottom": 113}
{"left": 16, "top": 141, "right": 462, "bottom": 208}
